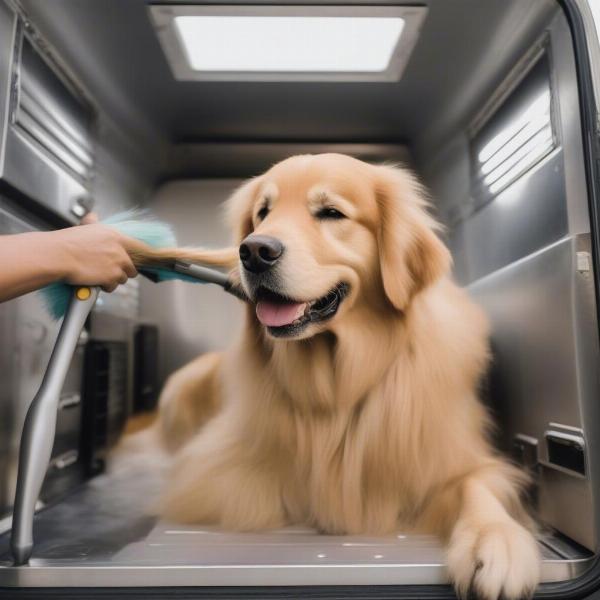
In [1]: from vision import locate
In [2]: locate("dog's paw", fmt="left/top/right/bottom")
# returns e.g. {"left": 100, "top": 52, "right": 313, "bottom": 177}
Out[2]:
{"left": 447, "top": 519, "right": 540, "bottom": 600}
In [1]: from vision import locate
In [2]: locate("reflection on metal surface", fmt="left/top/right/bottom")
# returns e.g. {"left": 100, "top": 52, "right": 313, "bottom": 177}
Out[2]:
{"left": 471, "top": 51, "right": 556, "bottom": 205}
{"left": 479, "top": 89, "right": 553, "bottom": 196}
{"left": 0, "top": 7, "right": 94, "bottom": 223}
{"left": 451, "top": 149, "right": 567, "bottom": 283}
{"left": 15, "top": 37, "right": 94, "bottom": 182}
{"left": 469, "top": 236, "right": 598, "bottom": 549}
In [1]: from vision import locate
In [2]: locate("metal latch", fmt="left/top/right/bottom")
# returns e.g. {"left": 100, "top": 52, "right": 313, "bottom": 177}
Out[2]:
{"left": 50, "top": 450, "right": 79, "bottom": 471}
{"left": 576, "top": 251, "right": 591, "bottom": 275}
{"left": 57, "top": 394, "right": 81, "bottom": 410}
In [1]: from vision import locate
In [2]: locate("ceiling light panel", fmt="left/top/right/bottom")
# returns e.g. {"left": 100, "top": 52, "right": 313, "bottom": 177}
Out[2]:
{"left": 149, "top": 5, "right": 427, "bottom": 82}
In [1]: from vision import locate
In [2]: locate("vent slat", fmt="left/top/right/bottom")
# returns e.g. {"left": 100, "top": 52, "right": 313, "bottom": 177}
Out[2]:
{"left": 15, "top": 108, "right": 90, "bottom": 178}
{"left": 15, "top": 38, "right": 95, "bottom": 184}
{"left": 19, "top": 87, "right": 94, "bottom": 168}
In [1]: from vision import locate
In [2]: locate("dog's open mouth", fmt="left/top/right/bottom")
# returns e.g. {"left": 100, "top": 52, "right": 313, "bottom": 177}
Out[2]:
{"left": 254, "top": 283, "right": 349, "bottom": 336}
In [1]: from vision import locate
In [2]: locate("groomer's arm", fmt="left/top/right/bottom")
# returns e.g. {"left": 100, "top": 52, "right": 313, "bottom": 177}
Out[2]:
{"left": 0, "top": 224, "right": 140, "bottom": 303}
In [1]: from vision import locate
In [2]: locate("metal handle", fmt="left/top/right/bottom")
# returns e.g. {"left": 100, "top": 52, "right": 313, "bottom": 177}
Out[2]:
{"left": 173, "top": 260, "right": 229, "bottom": 286}
{"left": 10, "top": 286, "right": 99, "bottom": 565}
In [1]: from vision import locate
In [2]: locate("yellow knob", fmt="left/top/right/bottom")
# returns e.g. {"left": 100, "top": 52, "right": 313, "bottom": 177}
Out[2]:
{"left": 75, "top": 287, "right": 91, "bottom": 301}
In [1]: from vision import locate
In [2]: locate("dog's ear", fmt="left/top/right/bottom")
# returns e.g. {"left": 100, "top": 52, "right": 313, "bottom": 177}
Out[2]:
{"left": 375, "top": 166, "right": 451, "bottom": 310}
{"left": 225, "top": 177, "right": 262, "bottom": 243}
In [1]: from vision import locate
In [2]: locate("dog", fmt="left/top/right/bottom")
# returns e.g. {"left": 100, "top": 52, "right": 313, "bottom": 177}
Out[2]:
{"left": 136, "top": 154, "right": 540, "bottom": 600}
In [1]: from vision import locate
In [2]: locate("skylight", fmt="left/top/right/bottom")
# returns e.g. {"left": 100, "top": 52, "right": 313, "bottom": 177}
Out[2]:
{"left": 174, "top": 16, "right": 404, "bottom": 73}
{"left": 149, "top": 6, "right": 427, "bottom": 82}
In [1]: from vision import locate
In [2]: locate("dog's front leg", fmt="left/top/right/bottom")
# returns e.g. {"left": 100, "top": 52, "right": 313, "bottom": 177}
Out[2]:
{"left": 438, "top": 466, "right": 540, "bottom": 600}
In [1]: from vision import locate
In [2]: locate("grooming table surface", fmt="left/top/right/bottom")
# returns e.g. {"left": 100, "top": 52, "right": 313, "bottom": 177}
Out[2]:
{"left": 0, "top": 467, "right": 593, "bottom": 587}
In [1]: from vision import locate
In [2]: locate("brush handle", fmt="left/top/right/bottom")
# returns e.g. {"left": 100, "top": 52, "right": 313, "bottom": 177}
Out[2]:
{"left": 173, "top": 261, "right": 249, "bottom": 302}
{"left": 173, "top": 261, "right": 230, "bottom": 286}
{"left": 11, "top": 286, "right": 99, "bottom": 565}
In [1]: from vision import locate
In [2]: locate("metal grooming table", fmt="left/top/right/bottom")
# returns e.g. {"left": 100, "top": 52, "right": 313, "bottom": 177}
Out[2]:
{"left": 1, "top": 285, "right": 593, "bottom": 588}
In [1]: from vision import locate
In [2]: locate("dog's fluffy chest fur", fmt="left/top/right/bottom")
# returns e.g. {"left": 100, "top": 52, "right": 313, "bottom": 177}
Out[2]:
{"left": 219, "top": 286, "right": 492, "bottom": 534}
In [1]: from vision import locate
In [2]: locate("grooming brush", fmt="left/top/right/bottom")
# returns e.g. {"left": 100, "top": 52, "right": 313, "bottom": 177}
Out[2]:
{"left": 141, "top": 261, "right": 247, "bottom": 301}
{"left": 41, "top": 209, "right": 246, "bottom": 320}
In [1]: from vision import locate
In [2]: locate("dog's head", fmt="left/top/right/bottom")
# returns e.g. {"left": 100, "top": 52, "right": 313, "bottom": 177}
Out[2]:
{"left": 228, "top": 154, "right": 451, "bottom": 340}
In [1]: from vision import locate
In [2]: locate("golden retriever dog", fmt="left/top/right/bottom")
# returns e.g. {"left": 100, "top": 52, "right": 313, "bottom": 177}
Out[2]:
{"left": 136, "top": 153, "right": 539, "bottom": 600}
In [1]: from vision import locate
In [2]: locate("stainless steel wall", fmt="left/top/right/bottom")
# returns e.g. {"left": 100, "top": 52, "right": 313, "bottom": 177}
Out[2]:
{"left": 0, "top": 0, "right": 154, "bottom": 519}
{"left": 139, "top": 180, "right": 244, "bottom": 385}
{"left": 420, "top": 10, "right": 600, "bottom": 550}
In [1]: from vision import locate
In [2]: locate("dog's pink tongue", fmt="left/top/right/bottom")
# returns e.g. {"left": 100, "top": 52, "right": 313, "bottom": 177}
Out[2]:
{"left": 256, "top": 301, "right": 306, "bottom": 327}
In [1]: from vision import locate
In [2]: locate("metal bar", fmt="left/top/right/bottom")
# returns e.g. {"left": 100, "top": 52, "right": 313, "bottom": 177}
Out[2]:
{"left": 173, "top": 261, "right": 248, "bottom": 301}
{"left": 10, "top": 286, "right": 99, "bottom": 565}
{"left": 173, "top": 260, "right": 230, "bottom": 286}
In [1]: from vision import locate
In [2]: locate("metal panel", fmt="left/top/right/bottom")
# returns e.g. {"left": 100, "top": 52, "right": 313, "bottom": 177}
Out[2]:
{"left": 0, "top": 16, "right": 94, "bottom": 223}
{"left": 0, "top": 2, "right": 16, "bottom": 173}
{"left": 444, "top": 11, "right": 600, "bottom": 552}
{"left": 469, "top": 235, "right": 599, "bottom": 549}
{"left": 470, "top": 50, "right": 557, "bottom": 206}
{"left": 450, "top": 11, "right": 591, "bottom": 284}
{"left": 3, "top": 127, "right": 89, "bottom": 222}
{"left": 15, "top": 37, "right": 94, "bottom": 180}
{"left": 452, "top": 148, "right": 568, "bottom": 282}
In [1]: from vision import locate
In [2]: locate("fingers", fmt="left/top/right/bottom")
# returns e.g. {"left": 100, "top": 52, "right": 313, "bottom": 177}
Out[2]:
{"left": 102, "top": 248, "right": 138, "bottom": 293}
{"left": 122, "top": 255, "right": 138, "bottom": 278}
{"left": 101, "top": 263, "right": 136, "bottom": 293}
{"left": 80, "top": 212, "right": 99, "bottom": 225}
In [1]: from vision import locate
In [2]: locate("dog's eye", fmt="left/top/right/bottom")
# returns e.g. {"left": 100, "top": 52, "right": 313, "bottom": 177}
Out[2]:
{"left": 257, "top": 206, "right": 270, "bottom": 221}
{"left": 316, "top": 207, "right": 346, "bottom": 220}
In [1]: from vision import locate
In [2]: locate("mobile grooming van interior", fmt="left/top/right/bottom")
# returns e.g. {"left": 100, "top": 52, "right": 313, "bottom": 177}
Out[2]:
{"left": 0, "top": 0, "right": 600, "bottom": 598}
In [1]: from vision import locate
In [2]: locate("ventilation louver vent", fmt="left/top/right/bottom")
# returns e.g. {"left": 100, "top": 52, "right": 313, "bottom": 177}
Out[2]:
{"left": 470, "top": 52, "right": 556, "bottom": 207}
{"left": 477, "top": 90, "right": 554, "bottom": 196}
{"left": 14, "top": 38, "right": 94, "bottom": 183}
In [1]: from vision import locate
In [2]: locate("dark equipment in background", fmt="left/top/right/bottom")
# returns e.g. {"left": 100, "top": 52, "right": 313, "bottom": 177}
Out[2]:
{"left": 133, "top": 324, "right": 160, "bottom": 414}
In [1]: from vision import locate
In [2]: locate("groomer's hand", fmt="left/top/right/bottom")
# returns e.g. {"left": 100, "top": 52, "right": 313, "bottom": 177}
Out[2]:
{"left": 55, "top": 224, "right": 139, "bottom": 292}
{"left": 80, "top": 211, "right": 99, "bottom": 225}
{"left": 0, "top": 224, "right": 143, "bottom": 303}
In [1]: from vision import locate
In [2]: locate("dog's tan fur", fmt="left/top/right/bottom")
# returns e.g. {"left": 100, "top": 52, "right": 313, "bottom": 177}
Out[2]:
{"left": 134, "top": 154, "right": 539, "bottom": 599}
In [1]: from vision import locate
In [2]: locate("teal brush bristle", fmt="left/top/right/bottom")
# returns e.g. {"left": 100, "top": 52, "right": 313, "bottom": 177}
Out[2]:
{"left": 41, "top": 210, "right": 186, "bottom": 320}
{"left": 103, "top": 209, "right": 177, "bottom": 247}
{"left": 43, "top": 281, "right": 74, "bottom": 321}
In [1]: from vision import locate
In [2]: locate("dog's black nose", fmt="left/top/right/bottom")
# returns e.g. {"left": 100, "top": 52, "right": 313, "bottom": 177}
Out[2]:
{"left": 239, "top": 235, "right": 284, "bottom": 273}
